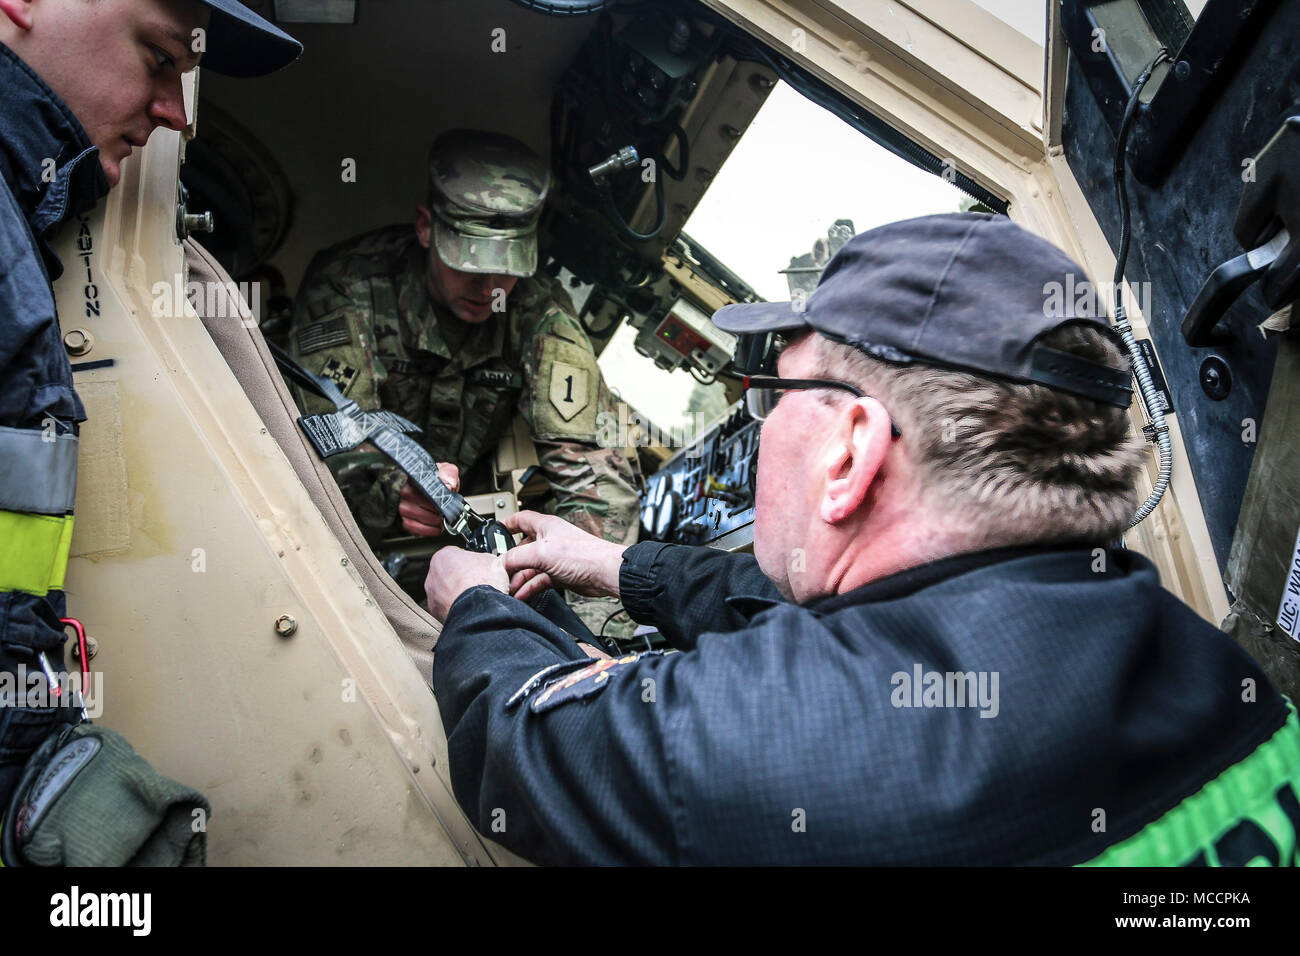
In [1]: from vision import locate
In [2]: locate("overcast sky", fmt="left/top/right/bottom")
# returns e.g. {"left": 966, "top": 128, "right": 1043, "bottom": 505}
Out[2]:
{"left": 601, "top": 79, "right": 968, "bottom": 422}
{"left": 680, "top": 81, "right": 968, "bottom": 302}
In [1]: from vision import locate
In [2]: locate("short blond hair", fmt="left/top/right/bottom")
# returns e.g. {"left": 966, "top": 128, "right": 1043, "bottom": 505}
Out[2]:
{"left": 807, "top": 325, "right": 1145, "bottom": 543}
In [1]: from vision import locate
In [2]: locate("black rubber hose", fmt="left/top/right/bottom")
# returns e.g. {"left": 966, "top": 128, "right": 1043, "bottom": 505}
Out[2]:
{"left": 661, "top": 122, "right": 690, "bottom": 181}
{"left": 599, "top": 172, "right": 667, "bottom": 241}
{"left": 1110, "top": 49, "right": 1174, "bottom": 530}
{"left": 1113, "top": 51, "right": 1170, "bottom": 289}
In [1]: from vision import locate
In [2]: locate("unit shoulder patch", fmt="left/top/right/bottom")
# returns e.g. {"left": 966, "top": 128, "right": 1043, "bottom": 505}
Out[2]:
{"left": 318, "top": 357, "right": 359, "bottom": 395}
{"left": 548, "top": 361, "right": 590, "bottom": 422}
{"left": 529, "top": 653, "right": 642, "bottom": 714}
{"left": 533, "top": 335, "right": 601, "bottom": 440}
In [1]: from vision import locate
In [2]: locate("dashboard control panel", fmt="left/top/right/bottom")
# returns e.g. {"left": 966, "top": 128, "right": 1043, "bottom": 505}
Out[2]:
{"left": 639, "top": 402, "right": 759, "bottom": 547}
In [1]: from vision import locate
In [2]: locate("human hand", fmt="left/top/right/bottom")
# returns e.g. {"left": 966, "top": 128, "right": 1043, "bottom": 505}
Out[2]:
{"left": 424, "top": 546, "right": 508, "bottom": 622}
{"left": 398, "top": 463, "right": 460, "bottom": 537}
{"left": 501, "top": 511, "right": 627, "bottom": 603}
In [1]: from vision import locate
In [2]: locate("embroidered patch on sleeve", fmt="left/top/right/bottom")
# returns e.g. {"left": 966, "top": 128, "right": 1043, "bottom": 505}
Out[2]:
{"left": 297, "top": 317, "right": 352, "bottom": 355}
{"left": 529, "top": 653, "right": 642, "bottom": 714}
{"left": 319, "top": 357, "right": 359, "bottom": 395}
{"left": 548, "top": 361, "right": 590, "bottom": 422}
{"left": 505, "top": 659, "right": 593, "bottom": 710}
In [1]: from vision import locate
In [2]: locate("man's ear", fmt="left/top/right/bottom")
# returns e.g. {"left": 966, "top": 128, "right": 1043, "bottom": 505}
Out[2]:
{"left": 819, "top": 397, "right": 892, "bottom": 525}
{"left": 0, "top": 0, "right": 35, "bottom": 31}
{"left": 414, "top": 205, "right": 432, "bottom": 248}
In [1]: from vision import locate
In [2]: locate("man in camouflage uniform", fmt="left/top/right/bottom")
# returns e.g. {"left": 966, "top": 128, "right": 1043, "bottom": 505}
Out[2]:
{"left": 289, "top": 129, "right": 640, "bottom": 638}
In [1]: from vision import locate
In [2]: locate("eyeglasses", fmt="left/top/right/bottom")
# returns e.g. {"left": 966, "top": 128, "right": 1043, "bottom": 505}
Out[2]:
{"left": 741, "top": 375, "right": 902, "bottom": 438}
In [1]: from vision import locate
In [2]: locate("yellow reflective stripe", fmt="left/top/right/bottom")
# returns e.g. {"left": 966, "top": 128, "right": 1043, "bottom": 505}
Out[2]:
{"left": 0, "top": 510, "right": 74, "bottom": 596}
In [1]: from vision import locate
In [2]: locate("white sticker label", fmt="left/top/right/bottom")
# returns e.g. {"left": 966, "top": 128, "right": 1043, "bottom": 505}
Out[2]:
{"left": 1276, "top": 522, "right": 1300, "bottom": 642}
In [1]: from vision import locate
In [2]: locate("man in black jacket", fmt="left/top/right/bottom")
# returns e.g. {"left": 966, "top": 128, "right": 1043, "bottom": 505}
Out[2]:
{"left": 0, "top": 0, "right": 299, "bottom": 813}
{"left": 425, "top": 213, "right": 1300, "bottom": 866}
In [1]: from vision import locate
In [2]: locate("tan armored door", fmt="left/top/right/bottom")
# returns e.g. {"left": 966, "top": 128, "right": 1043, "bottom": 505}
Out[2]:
{"left": 53, "top": 70, "right": 511, "bottom": 866}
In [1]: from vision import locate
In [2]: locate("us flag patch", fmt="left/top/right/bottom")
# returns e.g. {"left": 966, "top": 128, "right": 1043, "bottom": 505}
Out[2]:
{"left": 297, "top": 317, "right": 352, "bottom": 354}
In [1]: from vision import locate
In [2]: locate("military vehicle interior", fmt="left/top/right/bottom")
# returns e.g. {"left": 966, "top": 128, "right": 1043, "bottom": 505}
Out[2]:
{"left": 185, "top": 0, "right": 998, "bottom": 613}
{"left": 42, "top": 0, "right": 1300, "bottom": 866}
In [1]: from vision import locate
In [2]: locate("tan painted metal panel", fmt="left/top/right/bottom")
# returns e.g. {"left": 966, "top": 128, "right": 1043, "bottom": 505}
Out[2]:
{"left": 55, "top": 119, "right": 496, "bottom": 865}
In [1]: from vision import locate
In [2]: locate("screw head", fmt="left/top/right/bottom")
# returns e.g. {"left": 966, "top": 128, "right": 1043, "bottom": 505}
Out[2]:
{"left": 274, "top": 614, "right": 298, "bottom": 637}
{"left": 63, "top": 329, "right": 93, "bottom": 356}
{"left": 1199, "top": 355, "right": 1232, "bottom": 401}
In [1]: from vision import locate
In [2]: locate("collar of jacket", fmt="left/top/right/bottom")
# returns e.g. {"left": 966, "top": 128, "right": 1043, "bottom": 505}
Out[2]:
{"left": 0, "top": 41, "right": 109, "bottom": 250}
{"left": 396, "top": 239, "right": 507, "bottom": 370}
{"left": 723, "top": 541, "right": 1113, "bottom": 620}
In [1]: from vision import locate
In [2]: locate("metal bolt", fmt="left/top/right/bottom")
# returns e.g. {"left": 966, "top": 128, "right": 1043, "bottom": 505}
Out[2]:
{"left": 70, "top": 635, "right": 99, "bottom": 661}
{"left": 1199, "top": 355, "right": 1232, "bottom": 401}
{"left": 183, "top": 210, "right": 214, "bottom": 235}
{"left": 274, "top": 614, "right": 298, "bottom": 637}
{"left": 340, "top": 557, "right": 349, "bottom": 566}
{"left": 1174, "top": 60, "right": 1191, "bottom": 81}
{"left": 63, "top": 329, "right": 93, "bottom": 356}
{"left": 495, "top": 499, "right": 506, "bottom": 509}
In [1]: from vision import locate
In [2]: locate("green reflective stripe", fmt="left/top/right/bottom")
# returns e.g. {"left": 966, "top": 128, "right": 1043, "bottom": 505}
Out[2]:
{"left": 0, "top": 511, "right": 75, "bottom": 595}
{"left": 1080, "top": 703, "right": 1300, "bottom": 866}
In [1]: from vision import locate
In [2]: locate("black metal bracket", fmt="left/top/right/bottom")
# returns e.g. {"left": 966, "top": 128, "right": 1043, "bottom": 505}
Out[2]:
{"left": 1182, "top": 116, "right": 1300, "bottom": 346}
{"left": 1059, "top": 0, "right": 1280, "bottom": 186}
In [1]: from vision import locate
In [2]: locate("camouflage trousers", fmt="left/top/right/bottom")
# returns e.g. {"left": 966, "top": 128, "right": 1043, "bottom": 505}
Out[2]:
{"left": 567, "top": 594, "right": 637, "bottom": 644}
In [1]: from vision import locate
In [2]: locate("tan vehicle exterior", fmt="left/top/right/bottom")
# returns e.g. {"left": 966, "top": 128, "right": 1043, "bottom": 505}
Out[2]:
{"left": 52, "top": 0, "right": 1227, "bottom": 864}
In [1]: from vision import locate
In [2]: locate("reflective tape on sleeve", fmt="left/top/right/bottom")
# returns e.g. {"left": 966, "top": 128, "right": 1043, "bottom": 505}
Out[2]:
{"left": 0, "top": 425, "right": 78, "bottom": 514}
{"left": 0, "top": 511, "right": 75, "bottom": 595}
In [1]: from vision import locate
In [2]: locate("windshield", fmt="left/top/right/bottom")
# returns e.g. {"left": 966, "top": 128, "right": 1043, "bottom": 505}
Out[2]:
{"left": 598, "top": 79, "right": 972, "bottom": 428}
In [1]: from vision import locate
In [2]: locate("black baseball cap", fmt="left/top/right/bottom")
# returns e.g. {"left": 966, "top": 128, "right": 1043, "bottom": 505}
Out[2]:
{"left": 714, "top": 213, "right": 1133, "bottom": 408}
{"left": 198, "top": 0, "right": 302, "bottom": 78}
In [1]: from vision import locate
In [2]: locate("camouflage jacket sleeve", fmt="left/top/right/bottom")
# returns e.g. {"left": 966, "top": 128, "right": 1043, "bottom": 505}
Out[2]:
{"left": 288, "top": 253, "right": 406, "bottom": 542}
{"left": 513, "top": 283, "right": 641, "bottom": 549}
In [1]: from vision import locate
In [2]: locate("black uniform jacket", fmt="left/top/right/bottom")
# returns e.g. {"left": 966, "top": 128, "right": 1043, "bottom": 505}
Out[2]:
{"left": 0, "top": 41, "right": 109, "bottom": 810}
{"left": 433, "top": 540, "right": 1290, "bottom": 865}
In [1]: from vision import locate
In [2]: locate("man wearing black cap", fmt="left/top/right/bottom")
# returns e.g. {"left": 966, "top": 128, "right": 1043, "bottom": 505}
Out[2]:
{"left": 422, "top": 213, "right": 1300, "bottom": 866}
{"left": 0, "top": 0, "right": 299, "bottom": 831}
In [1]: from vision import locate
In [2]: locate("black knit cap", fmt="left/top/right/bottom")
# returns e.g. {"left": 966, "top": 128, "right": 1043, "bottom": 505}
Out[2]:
{"left": 714, "top": 213, "right": 1132, "bottom": 408}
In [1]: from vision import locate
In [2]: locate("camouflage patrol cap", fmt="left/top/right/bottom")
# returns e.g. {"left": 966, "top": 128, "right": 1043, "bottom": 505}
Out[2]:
{"left": 428, "top": 129, "right": 551, "bottom": 278}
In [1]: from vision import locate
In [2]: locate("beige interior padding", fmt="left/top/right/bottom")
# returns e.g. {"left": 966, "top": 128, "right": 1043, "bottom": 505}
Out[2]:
{"left": 186, "top": 239, "right": 440, "bottom": 683}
